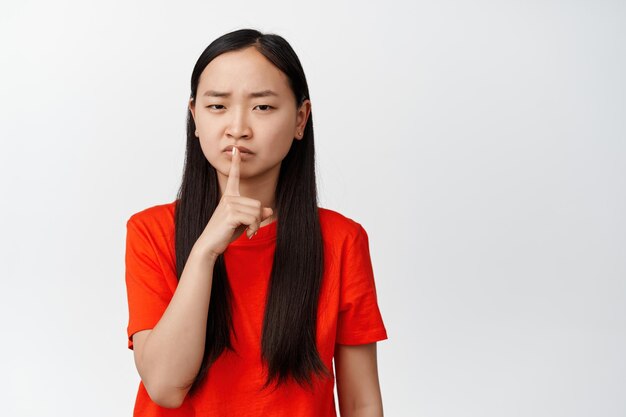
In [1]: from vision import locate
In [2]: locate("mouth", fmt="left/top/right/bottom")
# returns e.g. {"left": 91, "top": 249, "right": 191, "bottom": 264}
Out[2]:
{"left": 223, "top": 148, "right": 254, "bottom": 160}
{"left": 223, "top": 145, "right": 254, "bottom": 154}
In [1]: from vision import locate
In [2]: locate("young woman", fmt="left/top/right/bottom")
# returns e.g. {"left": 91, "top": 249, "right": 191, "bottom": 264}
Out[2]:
{"left": 124, "top": 28, "right": 388, "bottom": 417}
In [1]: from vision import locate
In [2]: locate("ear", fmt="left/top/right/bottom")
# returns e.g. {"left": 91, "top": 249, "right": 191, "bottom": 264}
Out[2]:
{"left": 188, "top": 97, "right": 196, "bottom": 121}
{"left": 294, "top": 99, "right": 311, "bottom": 140}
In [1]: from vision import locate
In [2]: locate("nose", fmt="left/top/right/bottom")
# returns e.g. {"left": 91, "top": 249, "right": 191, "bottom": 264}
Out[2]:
{"left": 225, "top": 107, "right": 252, "bottom": 139}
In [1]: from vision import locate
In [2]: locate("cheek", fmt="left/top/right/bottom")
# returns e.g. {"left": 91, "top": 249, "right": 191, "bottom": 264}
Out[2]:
{"left": 261, "top": 117, "right": 296, "bottom": 142}
{"left": 195, "top": 116, "right": 217, "bottom": 135}
{"left": 262, "top": 117, "right": 294, "bottom": 138}
{"left": 197, "top": 137, "right": 223, "bottom": 168}
{"left": 262, "top": 134, "right": 296, "bottom": 164}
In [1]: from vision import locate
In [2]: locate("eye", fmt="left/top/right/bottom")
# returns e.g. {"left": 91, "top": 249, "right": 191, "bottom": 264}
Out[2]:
{"left": 206, "top": 104, "right": 225, "bottom": 110}
{"left": 254, "top": 105, "right": 274, "bottom": 111}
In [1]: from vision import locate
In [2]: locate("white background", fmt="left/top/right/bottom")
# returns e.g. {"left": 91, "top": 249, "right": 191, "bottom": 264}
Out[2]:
{"left": 1, "top": 1, "right": 625, "bottom": 416}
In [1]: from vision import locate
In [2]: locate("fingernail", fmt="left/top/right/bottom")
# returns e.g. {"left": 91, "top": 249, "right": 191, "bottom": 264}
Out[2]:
{"left": 232, "top": 147, "right": 236, "bottom": 156}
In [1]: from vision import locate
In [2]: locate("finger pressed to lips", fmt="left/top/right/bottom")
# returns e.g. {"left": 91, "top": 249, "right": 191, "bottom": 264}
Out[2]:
{"left": 224, "top": 147, "right": 240, "bottom": 196}
{"left": 224, "top": 148, "right": 254, "bottom": 160}
{"left": 224, "top": 147, "right": 264, "bottom": 239}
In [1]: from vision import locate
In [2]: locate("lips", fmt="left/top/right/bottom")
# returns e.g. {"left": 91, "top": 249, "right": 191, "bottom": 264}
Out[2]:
{"left": 223, "top": 145, "right": 254, "bottom": 154}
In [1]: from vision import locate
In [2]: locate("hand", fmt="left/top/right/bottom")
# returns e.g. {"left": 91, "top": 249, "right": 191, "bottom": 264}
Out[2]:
{"left": 196, "top": 147, "right": 274, "bottom": 258}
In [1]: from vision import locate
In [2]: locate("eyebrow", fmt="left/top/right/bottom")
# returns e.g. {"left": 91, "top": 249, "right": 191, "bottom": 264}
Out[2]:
{"left": 202, "top": 89, "right": 279, "bottom": 98}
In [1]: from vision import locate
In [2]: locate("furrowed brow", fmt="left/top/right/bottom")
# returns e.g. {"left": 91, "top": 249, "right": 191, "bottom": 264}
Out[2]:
{"left": 202, "top": 89, "right": 279, "bottom": 98}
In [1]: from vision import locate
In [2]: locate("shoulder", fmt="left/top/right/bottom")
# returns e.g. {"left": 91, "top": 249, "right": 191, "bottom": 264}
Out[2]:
{"left": 127, "top": 200, "right": 176, "bottom": 223}
{"left": 126, "top": 200, "right": 177, "bottom": 238}
{"left": 318, "top": 206, "right": 367, "bottom": 246}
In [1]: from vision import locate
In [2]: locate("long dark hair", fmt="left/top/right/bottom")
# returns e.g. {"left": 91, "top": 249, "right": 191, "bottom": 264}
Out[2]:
{"left": 174, "top": 28, "right": 330, "bottom": 394}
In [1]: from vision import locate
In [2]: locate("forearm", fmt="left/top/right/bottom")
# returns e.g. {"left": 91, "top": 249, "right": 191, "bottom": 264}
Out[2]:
{"left": 335, "top": 342, "right": 384, "bottom": 417}
{"left": 340, "top": 404, "right": 384, "bottom": 417}
{"left": 139, "top": 244, "right": 217, "bottom": 397}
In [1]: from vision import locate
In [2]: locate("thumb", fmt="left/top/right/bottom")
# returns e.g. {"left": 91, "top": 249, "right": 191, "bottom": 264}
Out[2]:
{"left": 262, "top": 207, "right": 274, "bottom": 221}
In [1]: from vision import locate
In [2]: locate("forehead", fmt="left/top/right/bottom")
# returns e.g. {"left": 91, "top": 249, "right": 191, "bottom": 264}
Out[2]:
{"left": 198, "top": 47, "right": 292, "bottom": 97}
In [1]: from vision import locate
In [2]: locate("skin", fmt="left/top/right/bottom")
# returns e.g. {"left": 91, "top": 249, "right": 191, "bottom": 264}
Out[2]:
{"left": 133, "top": 46, "right": 384, "bottom": 414}
{"left": 335, "top": 343, "right": 384, "bottom": 417}
{"left": 188, "top": 45, "right": 309, "bottom": 229}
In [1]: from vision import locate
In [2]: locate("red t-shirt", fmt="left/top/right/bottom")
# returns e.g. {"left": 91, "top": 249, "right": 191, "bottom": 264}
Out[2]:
{"left": 125, "top": 200, "right": 388, "bottom": 416}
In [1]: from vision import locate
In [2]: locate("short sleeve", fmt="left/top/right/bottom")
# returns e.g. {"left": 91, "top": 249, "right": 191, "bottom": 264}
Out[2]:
{"left": 336, "top": 224, "right": 388, "bottom": 345}
{"left": 125, "top": 217, "right": 173, "bottom": 350}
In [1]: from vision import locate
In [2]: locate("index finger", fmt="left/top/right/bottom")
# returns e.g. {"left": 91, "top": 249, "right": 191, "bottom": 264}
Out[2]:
{"left": 224, "top": 147, "right": 240, "bottom": 196}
